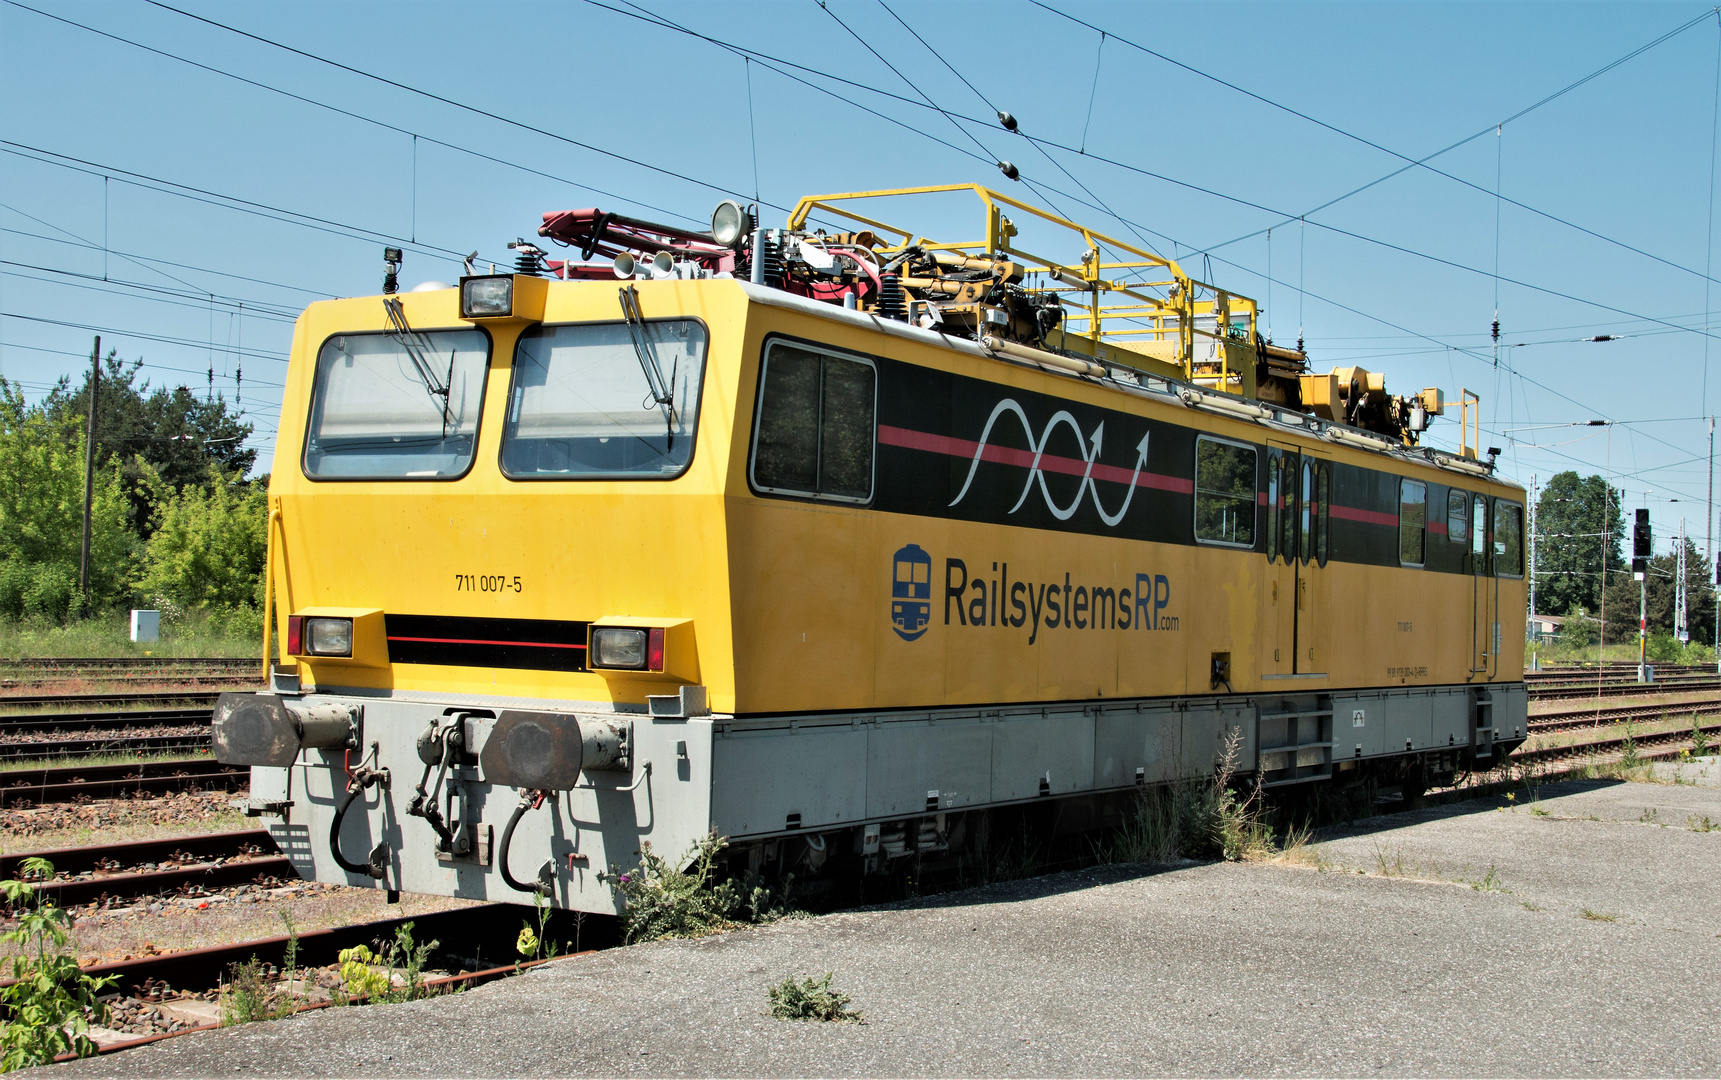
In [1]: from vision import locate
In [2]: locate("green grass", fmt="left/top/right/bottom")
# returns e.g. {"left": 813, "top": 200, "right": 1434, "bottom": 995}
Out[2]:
{"left": 0, "top": 750, "right": 210, "bottom": 774}
{"left": 1579, "top": 908, "right": 1618, "bottom": 922}
{"left": 0, "top": 610, "right": 263, "bottom": 660}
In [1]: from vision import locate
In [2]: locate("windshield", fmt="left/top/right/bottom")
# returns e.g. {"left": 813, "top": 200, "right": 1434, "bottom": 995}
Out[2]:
{"left": 501, "top": 320, "right": 707, "bottom": 479}
{"left": 303, "top": 329, "right": 490, "bottom": 479}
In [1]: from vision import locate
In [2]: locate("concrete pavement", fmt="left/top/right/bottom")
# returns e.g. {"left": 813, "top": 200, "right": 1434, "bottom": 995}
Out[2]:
{"left": 54, "top": 766, "right": 1721, "bottom": 1078}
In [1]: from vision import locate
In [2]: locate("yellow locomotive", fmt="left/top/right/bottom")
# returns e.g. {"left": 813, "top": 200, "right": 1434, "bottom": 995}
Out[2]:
{"left": 214, "top": 186, "right": 1526, "bottom": 911}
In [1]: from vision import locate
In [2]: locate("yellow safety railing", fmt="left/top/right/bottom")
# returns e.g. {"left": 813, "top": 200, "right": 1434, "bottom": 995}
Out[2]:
{"left": 786, "top": 185, "right": 1258, "bottom": 387}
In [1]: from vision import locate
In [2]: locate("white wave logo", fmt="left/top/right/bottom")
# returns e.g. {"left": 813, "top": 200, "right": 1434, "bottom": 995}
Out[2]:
{"left": 948, "top": 398, "right": 1150, "bottom": 526}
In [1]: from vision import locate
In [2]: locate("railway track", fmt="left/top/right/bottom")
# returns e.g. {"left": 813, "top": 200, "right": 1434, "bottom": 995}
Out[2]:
{"left": 0, "top": 708, "right": 212, "bottom": 762}
{"left": 0, "top": 674, "right": 259, "bottom": 692}
{"left": 0, "top": 691, "right": 220, "bottom": 712}
{"left": 0, "top": 830, "right": 289, "bottom": 909}
{"left": 1511, "top": 720, "right": 1717, "bottom": 771}
{"left": 1527, "top": 677, "right": 1721, "bottom": 702}
{"left": 1529, "top": 698, "right": 1721, "bottom": 733}
{"left": 0, "top": 759, "right": 243, "bottom": 807}
{"left": 0, "top": 657, "right": 253, "bottom": 673}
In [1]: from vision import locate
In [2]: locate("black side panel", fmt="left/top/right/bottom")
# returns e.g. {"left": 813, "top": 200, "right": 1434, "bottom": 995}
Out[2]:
{"left": 385, "top": 614, "right": 590, "bottom": 672}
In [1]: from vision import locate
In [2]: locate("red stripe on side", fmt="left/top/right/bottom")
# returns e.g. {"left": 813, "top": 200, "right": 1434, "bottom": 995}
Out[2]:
{"left": 877, "top": 425, "right": 1194, "bottom": 494}
{"left": 1329, "top": 504, "right": 1400, "bottom": 528}
{"left": 387, "top": 636, "right": 586, "bottom": 650}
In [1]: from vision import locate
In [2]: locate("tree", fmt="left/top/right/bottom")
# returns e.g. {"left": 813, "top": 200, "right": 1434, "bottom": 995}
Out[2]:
{"left": 1533, "top": 471, "right": 1623, "bottom": 617}
{"left": 135, "top": 470, "right": 268, "bottom": 613}
{"left": 0, "top": 383, "right": 135, "bottom": 619}
{"left": 1599, "top": 536, "right": 1717, "bottom": 644}
{"left": 42, "top": 351, "right": 255, "bottom": 534}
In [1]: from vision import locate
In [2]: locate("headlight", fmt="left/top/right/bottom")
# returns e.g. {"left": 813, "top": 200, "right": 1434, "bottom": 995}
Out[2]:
{"left": 590, "top": 628, "right": 646, "bottom": 669}
{"left": 588, "top": 627, "right": 665, "bottom": 671}
{"left": 710, "top": 200, "right": 754, "bottom": 248}
{"left": 460, "top": 275, "right": 513, "bottom": 318}
{"left": 304, "top": 617, "right": 354, "bottom": 657}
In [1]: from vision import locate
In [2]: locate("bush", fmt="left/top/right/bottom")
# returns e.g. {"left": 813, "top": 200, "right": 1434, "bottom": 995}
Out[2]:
{"left": 0, "top": 858, "right": 117, "bottom": 1069}
{"left": 768, "top": 972, "right": 861, "bottom": 1023}
{"left": 219, "top": 957, "right": 290, "bottom": 1026}
{"left": 1098, "top": 729, "right": 1281, "bottom": 864}
{"left": 1648, "top": 633, "right": 1682, "bottom": 663}
{"left": 137, "top": 474, "right": 267, "bottom": 612}
{"left": 0, "top": 561, "right": 79, "bottom": 622}
{"left": 608, "top": 834, "right": 793, "bottom": 944}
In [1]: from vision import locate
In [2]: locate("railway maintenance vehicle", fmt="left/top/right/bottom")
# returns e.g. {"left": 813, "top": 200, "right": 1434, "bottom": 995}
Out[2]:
{"left": 213, "top": 184, "right": 1528, "bottom": 910}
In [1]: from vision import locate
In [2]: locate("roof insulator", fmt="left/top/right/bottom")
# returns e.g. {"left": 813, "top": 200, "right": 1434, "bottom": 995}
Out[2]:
{"left": 997, "top": 160, "right": 1020, "bottom": 181}
{"left": 997, "top": 110, "right": 1018, "bottom": 132}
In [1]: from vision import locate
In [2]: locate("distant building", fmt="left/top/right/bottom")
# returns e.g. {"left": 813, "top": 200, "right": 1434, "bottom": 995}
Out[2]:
{"left": 1528, "top": 613, "right": 1564, "bottom": 641}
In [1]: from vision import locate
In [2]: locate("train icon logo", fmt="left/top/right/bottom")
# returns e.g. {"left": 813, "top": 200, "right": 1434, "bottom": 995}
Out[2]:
{"left": 890, "top": 544, "right": 933, "bottom": 641}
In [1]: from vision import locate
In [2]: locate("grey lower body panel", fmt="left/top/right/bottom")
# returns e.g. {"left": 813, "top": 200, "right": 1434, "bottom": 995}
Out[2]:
{"left": 711, "top": 682, "right": 1526, "bottom": 839}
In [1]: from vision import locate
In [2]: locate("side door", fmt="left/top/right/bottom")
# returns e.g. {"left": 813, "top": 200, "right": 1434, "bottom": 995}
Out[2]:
{"left": 1261, "top": 444, "right": 1298, "bottom": 677}
{"left": 1295, "top": 452, "right": 1333, "bottom": 674}
{"left": 1470, "top": 494, "right": 1494, "bottom": 673}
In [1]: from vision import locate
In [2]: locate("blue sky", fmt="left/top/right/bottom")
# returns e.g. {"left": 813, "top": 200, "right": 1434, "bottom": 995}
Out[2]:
{"left": 2, "top": 1, "right": 1719, "bottom": 558}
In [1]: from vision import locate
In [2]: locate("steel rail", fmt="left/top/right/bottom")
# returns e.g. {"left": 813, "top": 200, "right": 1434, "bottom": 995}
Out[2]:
{"left": 0, "top": 657, "right": 252, "bottom": 670}
{"left": 1511, "top": 721, "right": 1719, "bottom": 769}
{"left": 0, "top": 691, "right": 220, "bottom": 711}
{"left": 1528, "top": 678, "right": 1721, "bottom": 702}
{"left": 0, "top": 759, "right": 243, "bottom": 806}
{"left": 0, "top": 830, "right": 288, "bottom": 908}
{"left": 0, "top": 707, "right": 211, "bottom": 736}
{"left": 1529, "top": 699, "right": 1721, "bottom": 733}
{"left": 0, "top": 675, "right": 260, "bottom": 690}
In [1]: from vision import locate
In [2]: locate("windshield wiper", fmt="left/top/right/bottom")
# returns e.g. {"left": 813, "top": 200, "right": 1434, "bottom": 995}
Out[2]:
{"left": 618, "top": 285, "right": 678, "bottom": 449}
{"left": 383, "top": 296, "right": 457, "bottom": 435}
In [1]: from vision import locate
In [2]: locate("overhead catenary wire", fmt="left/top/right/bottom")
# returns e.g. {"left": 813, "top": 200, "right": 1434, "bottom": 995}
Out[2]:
{"left": 0, "top": 142, "right": 485, "bottom": 267}
{"left": 577, "top": 0, "right": 1707, "bottom": 491}
{"left": 582, "top": 0, "right": 1721, "bottom": 349}
{"left": 135, "top": 0, "right": 790, "bottom": 214}
{"left": 871, "top": 0, "right": 1178, "bottom": 276}
{"left": 1, "top": 0, "right": 708, "bottom": 229}
{"left": 1032, "top": 0, "right": 1721, "bottom": 290}
{"left": 0, "top": 223, "right": 336, "bottom": 300}
{"left": 6, "top": 0, "right": 1693, "bottom": 495}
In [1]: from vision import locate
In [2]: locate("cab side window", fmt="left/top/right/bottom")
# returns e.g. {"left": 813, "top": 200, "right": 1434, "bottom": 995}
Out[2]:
{"left": 1194, "top": 436, "right": 1257, "bottom": 547}
{"left": 1493, "top": 501, "right": 1523, "bottom": 576}
{"left": 1399, "top": 479, "right": 1426, "bottom": 566}
{"left": 1447, "top": 489, "right": 1468, "bottom": 545}
{"left": 750, "top": 341, "right": 877, "bottom": 503}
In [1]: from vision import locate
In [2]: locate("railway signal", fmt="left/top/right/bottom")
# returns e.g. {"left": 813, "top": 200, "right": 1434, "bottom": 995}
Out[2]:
{"left": 1635, "top": 508, "right": 1651, "bottom": 682}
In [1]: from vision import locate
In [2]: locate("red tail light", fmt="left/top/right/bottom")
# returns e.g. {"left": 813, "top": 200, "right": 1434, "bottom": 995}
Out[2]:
{"left": 648, "top": 627, "right": 665, "bottom": 672}
{"left": 286, "top": 615, "right": 303, "bottom": 656}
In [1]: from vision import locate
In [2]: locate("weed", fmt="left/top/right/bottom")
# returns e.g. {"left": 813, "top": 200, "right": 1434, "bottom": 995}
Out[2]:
{"left": 0, "top": 857, "right": 117, "bottom": 1068}
{"left": 219, "top": 956, "right": 290, "bottom": 1026}
{"left": 1530, "top": 806, "right": 1550, "bottom": 817}
{"left": 279, "top": 911, "right": 299, "bottom": 976}
{"left": 1688, "top": 815, "right": 1716, "bottom": 833}
{"left": 1374, "top": 845, "right": 1407, "bottom": 877}
{"left": 387, "top": 922, "right": 436, "bottom": 999}
{"left": 1093, "top": 778, "right": 1216, "bottom": 864}
{"left": 1619, "top": 726, "right": 1642, "bottom": 771}
{"left": 1466, "top": 865, "right": 1506, "bottom": 893}
{"left": 1579, "top": 908, "right": 1618, "bottom": 922}
{"left": 1692, "top": 719, "right": 1712, "bottom": 758}
{"left": 336, "top": 945, "right": 391, "bottom": 1000}
{"left": 1271, "top": 824, "right": 1326, "bottom": 869}
{"left": 767, "top": 972, "right": 861, "bottom": 1024}
{"left": 1095, "top": 728, "right": 1291, "bottom": 865}
{"left": 1520, "top": 901, "right": 1543, "bottom": 912}
{"left": 607, "top": 834, "right": 797, "bottom": 945}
